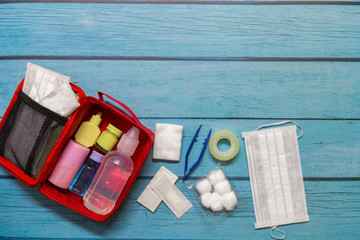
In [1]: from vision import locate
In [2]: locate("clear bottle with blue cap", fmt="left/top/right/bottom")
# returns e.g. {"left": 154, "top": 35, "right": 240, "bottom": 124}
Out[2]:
{"left": 69, "top": 151, "right": 105, "bottom": 196}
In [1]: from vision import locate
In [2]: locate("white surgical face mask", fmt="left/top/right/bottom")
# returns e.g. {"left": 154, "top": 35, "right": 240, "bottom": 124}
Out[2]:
{"left": 23, "top": 62, "right": 80, "bottom": 117}
{"left": 242, "top": 121, "right": 309, "bottom": 239}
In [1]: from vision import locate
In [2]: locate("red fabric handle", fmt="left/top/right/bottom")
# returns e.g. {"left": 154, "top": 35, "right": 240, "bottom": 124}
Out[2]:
{"left": 98, "top": 92, "right": 140, "bottom": 125}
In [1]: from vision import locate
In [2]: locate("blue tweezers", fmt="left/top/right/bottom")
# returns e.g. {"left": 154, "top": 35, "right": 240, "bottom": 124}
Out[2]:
{"left": 183, "top": 125, "right": 212, "bottom": 181}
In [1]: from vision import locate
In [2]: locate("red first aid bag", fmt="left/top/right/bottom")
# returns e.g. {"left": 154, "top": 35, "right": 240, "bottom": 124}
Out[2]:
{"left": 0, "top": 80, "right": 154, "bottom": 221}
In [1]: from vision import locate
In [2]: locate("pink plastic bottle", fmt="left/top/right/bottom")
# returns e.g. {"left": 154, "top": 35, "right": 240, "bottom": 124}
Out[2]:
{"left": 83, "top": 127, "right": 139, "bottom": 215}
{"left": 48, "top": 140, "right": 90, "bottom": 189}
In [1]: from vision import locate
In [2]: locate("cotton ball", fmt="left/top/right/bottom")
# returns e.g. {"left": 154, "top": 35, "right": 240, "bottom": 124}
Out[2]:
{"left": 210, "top": 192, "right": 223, "bottom": 212}
{"left": 200, "top": 192, "right": 212, "bottom": 208}
{"left": 207, "top": 169, "right": 226, "bottom": 185}
{"left": 222, "top": 191, "right": 238, "bottom": 211}
{"left": 213, "top": 180, "right": 232, "bottom": 196}
{"left": 196, "top": 179, "right": 212, "bottom": 195}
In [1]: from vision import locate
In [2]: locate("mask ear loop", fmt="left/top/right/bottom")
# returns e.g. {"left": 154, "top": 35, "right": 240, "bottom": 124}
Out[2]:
{"left": 256, "top": 120, "right": 303, "bottom": 139}
{"left": 271, "top": 226, "right": 286, "bottom": 240}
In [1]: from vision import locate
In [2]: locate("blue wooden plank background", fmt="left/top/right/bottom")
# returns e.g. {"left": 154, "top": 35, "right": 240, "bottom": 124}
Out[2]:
{"left": 1, "top": 5, "right": 360, "bottom": 58}
{"left": 0, "top": 1, "right": 359, "bottom": 240}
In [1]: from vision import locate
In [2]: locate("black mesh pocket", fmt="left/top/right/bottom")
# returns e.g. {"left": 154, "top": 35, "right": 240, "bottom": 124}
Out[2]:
{"left": 0, "top": 91, "right": 68, "bottom": 179}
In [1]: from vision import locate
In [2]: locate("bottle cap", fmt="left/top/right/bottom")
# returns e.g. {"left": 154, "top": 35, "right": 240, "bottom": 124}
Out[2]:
{"left": 117, "top": 127, "right": 140, "bottom": 157}
{"left": 106, "top": 124, "right": 122, "bottom": 137}
{"left": 89, "top": 151, "right": 104, "bottom": 163}
{"left": 89, "top": 112, "right": 102, "bottom": 126}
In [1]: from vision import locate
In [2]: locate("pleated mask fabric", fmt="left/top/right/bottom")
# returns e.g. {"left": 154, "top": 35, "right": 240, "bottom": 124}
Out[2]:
{"left": 242, "top": 121, "right": 309, "bottom": 239}
{"left": 23, "top": 62, "right": 80, "bottom": 117}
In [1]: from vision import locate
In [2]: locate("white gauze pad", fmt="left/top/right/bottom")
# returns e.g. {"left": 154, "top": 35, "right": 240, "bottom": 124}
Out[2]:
{"left": 152, "top": 175, "right": 192, "bottom": 218}
{"left": 153, "top": 123, "right": 183, "bottom": 161}
{"left": 137, "top": 166, "right": 178, "bottom": 212}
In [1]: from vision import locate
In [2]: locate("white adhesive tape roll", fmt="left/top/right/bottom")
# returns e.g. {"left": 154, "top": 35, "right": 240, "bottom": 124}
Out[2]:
{"left": 209, "top": 130, "right": 240, "bottom": 161}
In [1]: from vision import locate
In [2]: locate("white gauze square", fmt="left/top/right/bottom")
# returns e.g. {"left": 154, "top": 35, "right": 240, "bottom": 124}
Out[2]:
{"left": 152, "top": 175, "right": 192, "bottom": 218}
{"left": 152, "top": 123, "right": 183, "bottom": 161}
{"left": 137, "top": 166, "right": 178, "bottom": 212}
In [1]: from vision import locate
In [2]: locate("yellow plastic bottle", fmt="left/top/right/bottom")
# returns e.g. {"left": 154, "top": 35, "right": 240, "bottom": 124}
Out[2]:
{"left": 75, "top": 112, "right": 102, "bottom": 147}
{"left": 95, "top": 124, "right": 122, "bottom": 152}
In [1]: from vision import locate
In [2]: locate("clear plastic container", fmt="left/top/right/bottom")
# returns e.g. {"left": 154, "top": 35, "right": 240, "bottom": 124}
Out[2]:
{"left": 83, "top": 127, "right": 139, "bottom": 215}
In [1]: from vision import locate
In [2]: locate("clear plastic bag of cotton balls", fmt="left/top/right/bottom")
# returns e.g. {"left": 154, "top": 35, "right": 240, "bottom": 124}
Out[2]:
{"left": 195, "top": 169, "right": 238, "bottom": 212}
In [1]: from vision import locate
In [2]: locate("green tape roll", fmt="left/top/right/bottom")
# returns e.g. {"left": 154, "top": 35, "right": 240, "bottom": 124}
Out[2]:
{"left": 209, "top": 130, "right": 240, "bottom": 161}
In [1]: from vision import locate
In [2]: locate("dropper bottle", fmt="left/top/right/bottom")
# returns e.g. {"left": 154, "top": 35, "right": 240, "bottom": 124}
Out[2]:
{"left": 83, "top": 127, "right": 139, "bottom": 215}
{"left": 75, "top": 112, "right": 102, "bottom": 148}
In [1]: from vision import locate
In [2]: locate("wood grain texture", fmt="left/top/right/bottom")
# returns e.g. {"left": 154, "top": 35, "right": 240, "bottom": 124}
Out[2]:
{"left": 0, "top": 60, "right": 359, "bottom": 119}
{"left": 0, "top": 5, "right": 360, "bottom": 57}
{"left": 0, "top": 119, "right": 359, "bottom": 178}
{"left": 0, "top": 178, "right": 359, "bottom": 239}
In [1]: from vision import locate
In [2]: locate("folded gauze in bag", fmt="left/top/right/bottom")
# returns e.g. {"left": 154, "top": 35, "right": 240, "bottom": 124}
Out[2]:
{"left": 22, "top": 62, "right": 80, "bottom": 117}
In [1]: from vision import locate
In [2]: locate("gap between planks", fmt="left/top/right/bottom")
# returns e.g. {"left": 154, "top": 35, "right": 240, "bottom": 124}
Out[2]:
{"left": 1, "top": 0, "right": 360, "bottom": 4}
{"left": 1, "top": 56, "right": 360, "bottom": 61}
